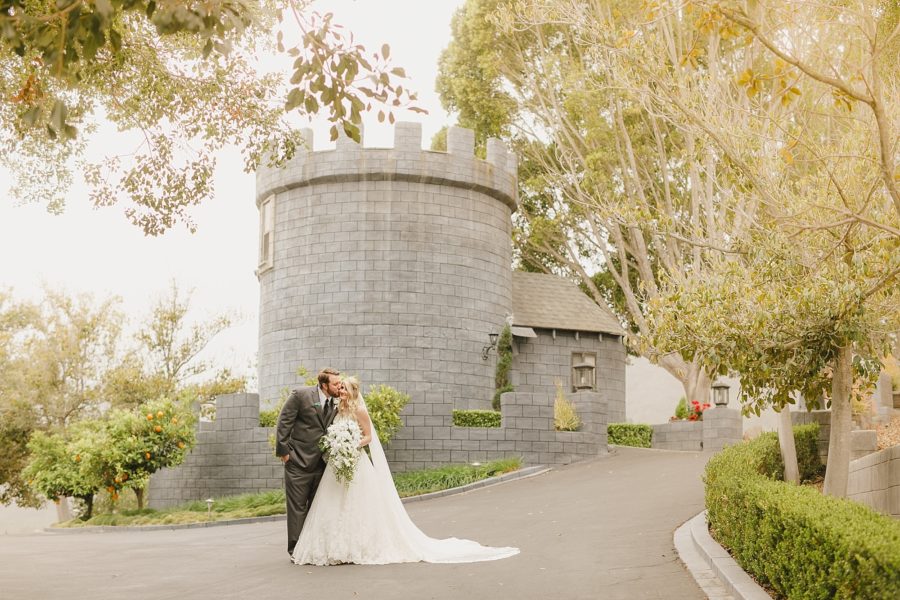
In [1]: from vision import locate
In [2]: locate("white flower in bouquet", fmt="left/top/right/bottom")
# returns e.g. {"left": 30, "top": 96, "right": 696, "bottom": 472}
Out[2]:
{"left": 318, "top": 418, "right": 362, "bottom": 486}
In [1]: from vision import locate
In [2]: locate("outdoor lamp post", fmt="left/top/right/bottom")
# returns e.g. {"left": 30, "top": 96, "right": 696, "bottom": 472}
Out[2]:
{"left": 481, "top": 332, "right": 500, "bottom": 361}
{"left": 712, "top": 381, "right": 731, "bottom": 407}
{"left": 573, "top": 362, "right": 595, "bottom": 391}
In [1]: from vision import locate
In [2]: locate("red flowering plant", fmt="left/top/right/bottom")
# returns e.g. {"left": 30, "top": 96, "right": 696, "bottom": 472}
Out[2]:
{"left": 687, "top": 400, "right": 711, "bottom": 421}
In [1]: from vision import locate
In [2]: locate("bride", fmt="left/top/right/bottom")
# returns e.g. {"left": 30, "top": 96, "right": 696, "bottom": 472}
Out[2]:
{"left": 291, "top": 376, "right": 519, "bottom": 566}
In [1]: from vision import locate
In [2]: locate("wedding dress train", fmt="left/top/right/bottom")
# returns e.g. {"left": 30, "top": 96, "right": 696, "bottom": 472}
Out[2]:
{"left": 291, "top": 414, "right": 519, "bottom": 566}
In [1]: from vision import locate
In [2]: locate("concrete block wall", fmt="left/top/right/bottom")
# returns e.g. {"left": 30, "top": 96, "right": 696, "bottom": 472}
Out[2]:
{"left": 150, "top": 391, "right": 608, "bottom": 502}
{"left": 148, "top": 393, "right": 283, "bottom": 510}
{"left": 847, "top": 445, "right": 900, "bottom": 518}
{"left": 702, "top": 407, "right": 743, "bottom": 452}
{"left": 509, "top": 329, "right": 625, "bottom": 423}
{"left": 651, "top": 420, "right": 704, "bottom": 451}
{"left": 650, "top": 407, "right": 743, "bottom": 451}
{"left": 387, "top": 390, "right": 608, "bottom": 472}
{"left": 255, "top": 123, "right": 518, "bottom": 413}
{"left": 791, "top": 410, "right": 878, "bottom": 463}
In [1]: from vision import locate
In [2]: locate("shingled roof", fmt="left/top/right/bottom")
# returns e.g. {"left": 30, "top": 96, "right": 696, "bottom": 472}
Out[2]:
{"left": 511, "top": 271, "right": 625, "bottom": 336}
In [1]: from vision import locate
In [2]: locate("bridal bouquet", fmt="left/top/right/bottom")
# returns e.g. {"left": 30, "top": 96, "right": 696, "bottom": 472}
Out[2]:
{"left": 318, "top": 419, "right": 362, "bottom": 486}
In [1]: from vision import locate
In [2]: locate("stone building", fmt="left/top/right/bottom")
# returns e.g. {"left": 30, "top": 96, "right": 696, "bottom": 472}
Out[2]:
{"left": 252, "top": 122, "right": 627, "bottom": 468}
{"left": 508, "top": 271, "right": 626, "bottom": 424}
{"left": 148, "top": 124, "right": 629, "bottom": 505}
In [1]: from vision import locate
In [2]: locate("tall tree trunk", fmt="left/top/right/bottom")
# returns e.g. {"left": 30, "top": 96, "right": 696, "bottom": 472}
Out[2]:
{"left": 54, "top": 497, "right": 72, "bottom": 523}
{"left": 824, "top": 346, "right": 852, "bottom": 497}
{"left": 660, "top": 354, "right": 712, "bottom": 405}
{"left": 777, "top": 408, "right": 799, "bottom": 484}
{"left": 134, "top": 486, "right": 144, "bottom": 510}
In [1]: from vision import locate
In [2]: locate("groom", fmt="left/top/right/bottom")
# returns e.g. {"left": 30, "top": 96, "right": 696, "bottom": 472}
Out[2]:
{"left": 276, "top": 367, "right": 342, "bottom": 556}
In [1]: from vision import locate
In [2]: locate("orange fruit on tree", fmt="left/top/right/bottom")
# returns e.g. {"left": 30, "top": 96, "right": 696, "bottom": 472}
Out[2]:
{"left": 177, "top": 441, "right": 185, "bottom": 449}
{"left": 157, "top": 410, "right": 164, "bottom": 418}
{"left": 145, "top": 452, "right": 151, "bottom": 460}
{"left": 147, "top": 413, "right": 154, "bottom": 420}
{"left": 171, "top": 418, "right": 178, "bottom": 425}
{"left": 154, "top": 425, "right": 163, "bottom": 433}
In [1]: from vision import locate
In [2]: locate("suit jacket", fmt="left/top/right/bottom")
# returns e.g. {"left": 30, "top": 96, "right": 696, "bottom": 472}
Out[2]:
{"left": 275, "top": 386, "right": 335, "bottom": 472}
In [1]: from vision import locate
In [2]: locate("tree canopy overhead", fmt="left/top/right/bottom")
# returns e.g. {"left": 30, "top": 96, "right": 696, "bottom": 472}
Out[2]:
{"left": 1, "top": 0, "right": 422, "bottom": 234}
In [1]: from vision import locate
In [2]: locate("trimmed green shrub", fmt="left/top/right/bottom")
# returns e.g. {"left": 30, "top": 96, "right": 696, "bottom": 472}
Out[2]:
{"left": 453, "top": 409, "right": 501, "bottom": 428}
{"left": 705, "top": 424, "right": 900, "bottom": 599}
{"left": 607, "top": 423, "right": 652, "bottom": 448}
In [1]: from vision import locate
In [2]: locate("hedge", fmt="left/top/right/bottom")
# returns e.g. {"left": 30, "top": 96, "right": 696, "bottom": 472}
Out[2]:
{"left": 452, "top": 409, "right": 501, "bottom": 428}
{"left": 705, "top": 424, "right": 900, "bottom": 599}
{"left": 258, "top": 409, "right": 277, "bottom": 428}
{"left": 607, "top": 423, "right": 652, "bottom": 448}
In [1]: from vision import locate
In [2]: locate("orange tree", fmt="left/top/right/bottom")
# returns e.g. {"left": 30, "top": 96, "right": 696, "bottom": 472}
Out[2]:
{"left": 95, "top": 398, "right": 197, "bottom": 510}
{"left": 22, "top": 422, "right": 102, "bottom": 519}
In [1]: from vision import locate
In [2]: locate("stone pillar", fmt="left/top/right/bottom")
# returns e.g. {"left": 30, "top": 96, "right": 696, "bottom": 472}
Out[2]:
{"left": 702, "top": 407, "right": 742, "bottom": 452}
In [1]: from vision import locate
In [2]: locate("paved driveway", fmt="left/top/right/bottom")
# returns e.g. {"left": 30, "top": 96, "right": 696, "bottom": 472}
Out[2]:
{"left": 0, "top": 447, "right": 710, "bottom": 600}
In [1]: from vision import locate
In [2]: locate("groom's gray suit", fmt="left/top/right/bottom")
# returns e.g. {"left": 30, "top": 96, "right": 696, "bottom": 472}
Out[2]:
{"left": 276, "top": 385, "right": 337, "bottom": 554}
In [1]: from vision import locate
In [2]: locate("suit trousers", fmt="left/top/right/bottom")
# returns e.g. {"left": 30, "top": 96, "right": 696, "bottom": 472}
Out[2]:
{"left": 285, "top": 459, "right": 325, "bottom": 554}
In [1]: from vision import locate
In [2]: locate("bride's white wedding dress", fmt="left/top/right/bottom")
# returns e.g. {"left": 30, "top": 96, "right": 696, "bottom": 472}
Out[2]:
{"left": 291, "top": 412, "right": 519, "bottom": 566}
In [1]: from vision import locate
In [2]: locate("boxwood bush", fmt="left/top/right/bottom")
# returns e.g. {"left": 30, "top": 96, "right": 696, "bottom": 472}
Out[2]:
{"left": 607, "top": 423, "right": 652, "bottom": 448}
{"left": 452, "top": 409, "right": 501, "bottom": 428}
{"left": 705, "top": 424, "right": 900, "bottom": 599}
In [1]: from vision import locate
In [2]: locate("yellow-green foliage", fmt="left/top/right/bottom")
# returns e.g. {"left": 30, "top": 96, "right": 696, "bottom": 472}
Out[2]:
{"left": 607, "top": 423, "right": 652, "bottom": 447}
{"left": 554, "top": 381, "right": 582, "bottom": 431}
{"left": 452, "top": 409, "right": 501, "bottom": 427}
{"left": 364, "top": 384, "right": 410, "bottom": 446}
{"left": 705, "top": 424, "right": 900, "bottom": 599}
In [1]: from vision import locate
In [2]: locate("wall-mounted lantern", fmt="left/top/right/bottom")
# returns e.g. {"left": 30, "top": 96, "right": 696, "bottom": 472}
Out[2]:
{"left": 481, "top": 332, "right": 500, "bottom": 361}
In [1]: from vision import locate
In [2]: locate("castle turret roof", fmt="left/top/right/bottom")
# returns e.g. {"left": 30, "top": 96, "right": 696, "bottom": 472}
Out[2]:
{"left": 511, "top": 271, "right": 625, "bottom": 336}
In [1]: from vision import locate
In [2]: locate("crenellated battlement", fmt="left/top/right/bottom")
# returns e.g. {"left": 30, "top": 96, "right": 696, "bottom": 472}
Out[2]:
{"left": 255, "top": 122, "right": 518, "bottom": 211}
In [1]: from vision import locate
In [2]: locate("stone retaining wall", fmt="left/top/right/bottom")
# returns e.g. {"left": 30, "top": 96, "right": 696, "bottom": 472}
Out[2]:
{"left": 847, "top": 445, "right": 900, "bottom": 519}
{"left": 149, "top": 390, "right": 608, "bottom": 508}
{"left": 650, "top": 407, "right": 742, "bottom": 451}
{"left": 149, "top": 394, "right": 282, "bottom": 510}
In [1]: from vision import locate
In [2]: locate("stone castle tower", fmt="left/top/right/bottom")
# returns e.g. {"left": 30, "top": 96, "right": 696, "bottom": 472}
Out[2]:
{"left": 254, "top": 123, "right": 517, "bottom": 419}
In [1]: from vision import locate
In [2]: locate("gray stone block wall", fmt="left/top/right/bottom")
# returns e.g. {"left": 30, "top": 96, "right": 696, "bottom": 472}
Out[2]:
{"left": 702, "top": 407, "right": 743, "bottom": 452}
{"left": 651, "top": 420, "right": 704, "bottom": 451}
{"left": 148, "top": 393, "right": 283, "bottom": 510}
{"left": 509, "top": 328, "right": 625, "bottom": 423}
{"left": 847, "top": 445, "right": 900, "bottom": 518}
{"left": 387, "top": 390, "right": 607, "bottom": 472}
{"left": 255, "top": 123, "right": 517, "bottom": 420}
{"left": 790, "top": 410, "right": 878, "bottom": 463}
{"left": 150, "top": 391, "right": 608, "bottom": 502}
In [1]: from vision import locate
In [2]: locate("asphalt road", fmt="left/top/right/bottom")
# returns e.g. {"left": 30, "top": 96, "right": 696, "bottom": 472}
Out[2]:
{"left": 0, "top": 447, "right": 710, "bottom": 600}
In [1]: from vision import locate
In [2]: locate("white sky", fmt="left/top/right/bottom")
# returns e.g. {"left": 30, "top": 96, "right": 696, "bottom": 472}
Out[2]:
{"left": 0, "top": 1, "right": 466, "bottom": 387}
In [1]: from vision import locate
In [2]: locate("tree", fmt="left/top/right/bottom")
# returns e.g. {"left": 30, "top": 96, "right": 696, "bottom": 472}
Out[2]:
{"left": 438, "top": 0, "right": 756, "bottom": 403}
{"left": 22, "top": 424, "right": 101, "bottom": 519}
{"left": 16, "top": 289, "right": 123, "bottom": 429}
{"left": 450, "top": 0, "right": 898, "bottom": 495}
{"left": 1, "top": 1, "right": 422, "bottom": 235}
{"left": 105, "top": 281, "right": 246, "bottom": 408}
{"left": 93, "top": 398, "right": 197, "bottom": 509}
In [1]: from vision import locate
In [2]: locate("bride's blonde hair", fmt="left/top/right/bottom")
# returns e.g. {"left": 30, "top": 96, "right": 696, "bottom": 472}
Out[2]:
{"left": 339, "top": 376, "right": 361, "bottom": 415}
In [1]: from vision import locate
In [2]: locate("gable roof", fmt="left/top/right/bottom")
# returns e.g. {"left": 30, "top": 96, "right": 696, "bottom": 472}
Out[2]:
{"left": 511, "top": 271, "right": 625, "bottom": 336}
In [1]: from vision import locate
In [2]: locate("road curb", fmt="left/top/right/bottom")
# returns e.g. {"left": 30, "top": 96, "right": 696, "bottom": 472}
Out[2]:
{"left": 41, "top": 465, "right": 551, "bottom": 534}
{"left": 674, "top": 511, "right": 771, "bottom": 600}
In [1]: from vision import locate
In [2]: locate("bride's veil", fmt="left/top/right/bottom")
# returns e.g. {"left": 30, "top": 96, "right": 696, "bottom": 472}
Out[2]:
{"left": 357, "top": 394, "right": 519, "bottom": 562}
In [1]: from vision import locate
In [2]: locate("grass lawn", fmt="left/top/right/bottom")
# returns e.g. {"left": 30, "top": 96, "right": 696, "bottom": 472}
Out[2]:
{"left": 56, "top": 457, "right": 522, "bottom": 528}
